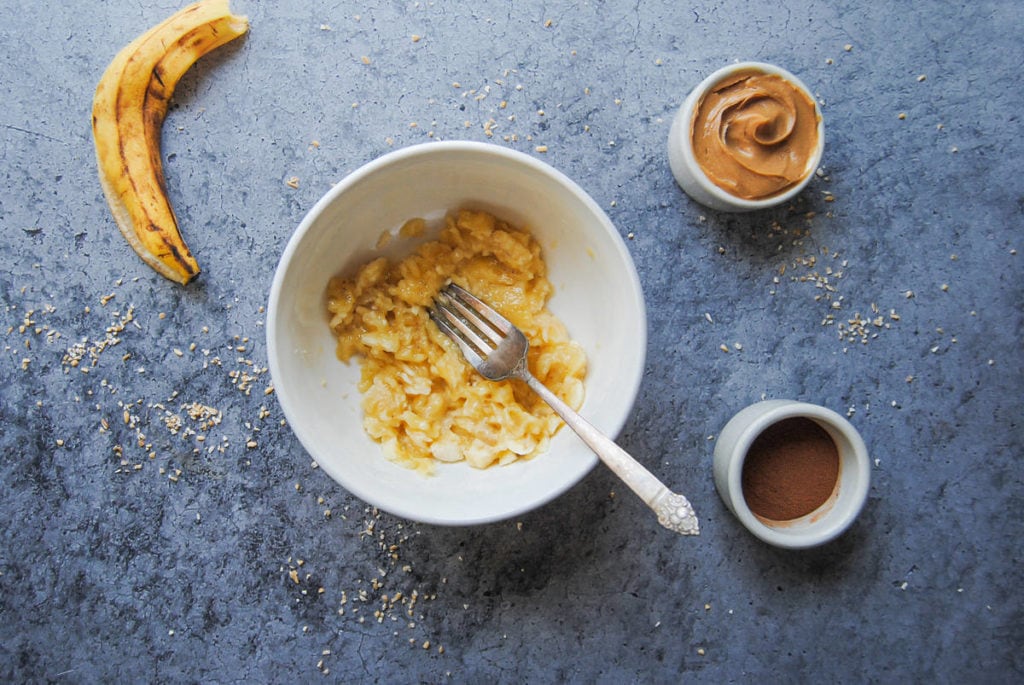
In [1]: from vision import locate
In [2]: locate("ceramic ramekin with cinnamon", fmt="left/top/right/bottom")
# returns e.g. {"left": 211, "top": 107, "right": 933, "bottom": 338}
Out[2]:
{"left": 713, "top": 400, "right": 870, "bottom": 549}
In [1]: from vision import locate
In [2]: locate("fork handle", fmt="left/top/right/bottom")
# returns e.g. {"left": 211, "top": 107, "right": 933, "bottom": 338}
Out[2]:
{"left": 524, "top": 374, "right": 699, "bottom": 536}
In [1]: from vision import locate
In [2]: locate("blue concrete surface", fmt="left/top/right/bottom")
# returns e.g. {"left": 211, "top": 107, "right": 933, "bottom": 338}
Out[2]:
{"left": 1, "top": 0, "right": 1021, "bottom": 681}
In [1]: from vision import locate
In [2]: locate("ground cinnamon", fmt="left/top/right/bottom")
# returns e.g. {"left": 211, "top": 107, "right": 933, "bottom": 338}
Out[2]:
{"left": 741, "top": 417, "right": 839, "bottom": 521}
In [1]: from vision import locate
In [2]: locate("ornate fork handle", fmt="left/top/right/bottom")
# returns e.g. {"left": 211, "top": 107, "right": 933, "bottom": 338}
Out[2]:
{"left": 523, "top": 374, "right": 699, "bottom": 536}
{"left": 431, "top": 283, "right": 698, "bottom": 536}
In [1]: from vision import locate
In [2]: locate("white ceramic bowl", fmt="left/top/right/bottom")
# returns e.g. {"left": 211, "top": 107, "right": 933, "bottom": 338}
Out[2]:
{"left": 667, "top": 61, "right": 824, "bottom": 212}
{"left": 266, "top": 141, "right": 646, "bottom": 526}
{"left": 713, "top": 400, "right": 870, "bottom": 549}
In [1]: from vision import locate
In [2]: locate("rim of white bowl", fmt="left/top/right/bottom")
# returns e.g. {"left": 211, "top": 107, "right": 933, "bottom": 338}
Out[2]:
{"left": 266, "top": 140, "right": 647, "bottom": 525}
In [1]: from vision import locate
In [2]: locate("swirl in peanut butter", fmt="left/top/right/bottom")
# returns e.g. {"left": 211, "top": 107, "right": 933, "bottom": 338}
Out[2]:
{"left": 691, "top": 70, "right": 820, "bottom": 201}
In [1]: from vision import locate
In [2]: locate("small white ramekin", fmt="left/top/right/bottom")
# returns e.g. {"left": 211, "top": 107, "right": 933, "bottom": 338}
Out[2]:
{"left": 667, "top": 61, "right": 824, "bottom": 212}
{"left": 713, "top": 400, "right": 870, "bottom": 549}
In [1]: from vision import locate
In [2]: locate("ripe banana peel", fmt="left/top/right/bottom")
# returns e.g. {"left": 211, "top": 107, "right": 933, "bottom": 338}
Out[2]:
{"left": 92, "top": 0, "right": 248, "bottom": 284}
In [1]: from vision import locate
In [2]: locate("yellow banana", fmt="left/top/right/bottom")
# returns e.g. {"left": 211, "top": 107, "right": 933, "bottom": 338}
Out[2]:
{"left": 92, "top": 0, "right": 248, "bottom": 284}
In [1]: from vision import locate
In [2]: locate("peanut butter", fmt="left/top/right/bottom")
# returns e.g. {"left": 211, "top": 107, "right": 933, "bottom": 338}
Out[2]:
{"left": 691, "top": 69, "right": 820, "bottom": 201}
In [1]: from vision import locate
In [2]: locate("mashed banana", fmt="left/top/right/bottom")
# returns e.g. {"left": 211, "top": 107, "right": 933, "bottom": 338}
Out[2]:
{"left": 325, "top": 209, "right": 587, "bottom": 473}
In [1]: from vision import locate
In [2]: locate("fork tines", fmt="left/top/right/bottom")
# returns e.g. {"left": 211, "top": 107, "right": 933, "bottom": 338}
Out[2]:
{"left": 430, "top": 283, "right": 509, "bottom": 358}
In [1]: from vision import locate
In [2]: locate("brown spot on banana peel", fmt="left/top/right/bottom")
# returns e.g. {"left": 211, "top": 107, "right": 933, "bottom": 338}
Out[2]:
{"left": 149, "top": 219, "right": 200, "bottom": 280}
{"left": 166, "top": 241, "right": 198, "bottom": 279}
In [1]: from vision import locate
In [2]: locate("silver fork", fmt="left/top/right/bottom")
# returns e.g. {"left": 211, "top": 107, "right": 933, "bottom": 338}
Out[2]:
{"left": 429, "top": 283, "right": 699, "bottom": 536}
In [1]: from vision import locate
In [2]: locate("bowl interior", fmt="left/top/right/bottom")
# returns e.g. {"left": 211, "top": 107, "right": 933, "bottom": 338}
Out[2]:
{"left": 267, "top": 142, "right": 646, "bottom": 525}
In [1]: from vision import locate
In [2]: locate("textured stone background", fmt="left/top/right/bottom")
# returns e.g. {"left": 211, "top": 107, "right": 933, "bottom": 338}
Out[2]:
{"left": 1, "top": 0, "right": 1021, "bottom": 681}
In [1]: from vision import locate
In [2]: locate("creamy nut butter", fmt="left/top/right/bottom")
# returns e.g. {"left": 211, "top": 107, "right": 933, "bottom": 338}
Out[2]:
{"left": 691, "top": 69, "right": 821, "bottom": 200}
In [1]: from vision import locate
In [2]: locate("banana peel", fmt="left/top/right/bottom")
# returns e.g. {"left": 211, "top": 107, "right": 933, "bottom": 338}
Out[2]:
{"left": 92, "top": 0, "right": 248, "bottom": 284}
